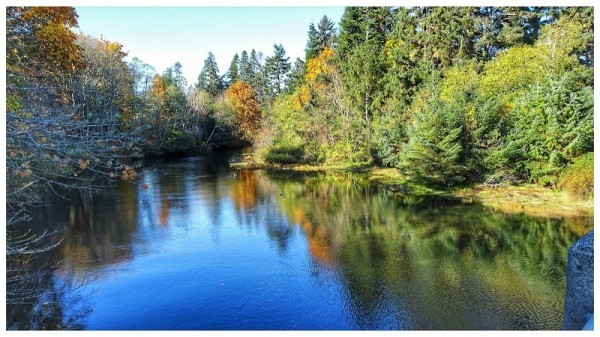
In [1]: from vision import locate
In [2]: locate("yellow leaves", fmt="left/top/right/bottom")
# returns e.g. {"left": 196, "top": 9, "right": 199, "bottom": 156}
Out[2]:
{"left": 77, "top": 159, "right": 89, "bottom": 170}
{"left": 439, "top": 62, "right": 478, "bottom": 103}
{"left": 292, "top": 85, "right": 312, "bottom": 111}
{"left": 19, "top": 7, "right": 84, "bottom": 72}
{"left": 151, "top": 75, "right": 167, "bottom": 102}
{"left": 383, "top": 39, "right": 404, "bottom": 59}
{"left": 121, "top": 167, "right": 137, "bottom": 182}
{"left": 22, "top": 7, "right": 79, "bottom": 27}
{"left": 7, "top": 95, "right": 21, "bottom": 112}
{"left": 13, "top": 170, "right": 30, "bottom": 179}
{"left": 225, "top": 81, "right": 261, "bottom": 141}
{"left": 480, "top": 45, "right": 549, "bottom": 102}
{"left": 538, "top": 17, "right": 585, "bottom": 62}
{"left": 306, "top": 47, "right": 335, "bottom": 85}
{"left": 13, "top": 162, "right": 32, "bottom": 179}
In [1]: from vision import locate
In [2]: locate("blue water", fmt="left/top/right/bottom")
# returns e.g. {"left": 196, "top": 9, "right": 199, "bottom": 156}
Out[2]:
{"left": 13, "top": 151, "right": 592, "bottom": 330}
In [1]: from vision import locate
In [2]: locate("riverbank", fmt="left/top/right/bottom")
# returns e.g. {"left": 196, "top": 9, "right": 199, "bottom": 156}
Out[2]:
{"left": 368, "top": 168, "right": 593, "bottom": 219}
{"left": 230, "top": 161, "right": 593, "bottom": 219}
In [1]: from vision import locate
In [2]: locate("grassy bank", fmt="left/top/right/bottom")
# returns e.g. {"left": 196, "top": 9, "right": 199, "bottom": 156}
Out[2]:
{"left": 230, "top": 160, "right": 372, "bottom": 172}
{"left": 369, "top": 168, "right": 594, "bottom": 219}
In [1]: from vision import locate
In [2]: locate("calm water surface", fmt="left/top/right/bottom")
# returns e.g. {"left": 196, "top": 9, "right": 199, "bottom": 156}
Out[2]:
{"left": 9, "top": 150, "right": 592, "bottom": 330}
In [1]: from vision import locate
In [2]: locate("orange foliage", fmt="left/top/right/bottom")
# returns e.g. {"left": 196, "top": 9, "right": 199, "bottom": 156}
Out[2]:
{"left": 230, "top": 170, "right": 257, "bottom": 211}
{"left": 121, "top": 166, "right": 137, "bottom": 181}
{"left": 151, "top": 75, "right": 167, "bottom": 101}
{"left": 293, "top": 206, "right": 335, "bottom": 267}
{"left": 19, "top": 7, "right": 84, "bottom": 72}
{"left": 305, "top": 47, "right": 335, "bottom": 93}
{"left": 225, "top": 81, "right": 261, "bottom": 142}
{"left": 149, "top": 75, "right": 168, "bottom": 124}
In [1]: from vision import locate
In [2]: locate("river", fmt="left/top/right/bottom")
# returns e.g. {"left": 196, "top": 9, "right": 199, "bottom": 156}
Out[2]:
{"left": 7, "top": 150, "right": 593, "bottom": 330}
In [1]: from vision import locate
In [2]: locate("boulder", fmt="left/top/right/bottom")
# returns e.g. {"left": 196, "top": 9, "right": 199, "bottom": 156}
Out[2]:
{"left": 564, "top": 230, "right": 594, "bottom": 330}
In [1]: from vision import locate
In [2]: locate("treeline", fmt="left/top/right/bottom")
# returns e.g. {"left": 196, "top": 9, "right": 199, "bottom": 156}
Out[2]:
{"left": 5, "top": 6, "right": 595, "bottom": 206}
{"left": 252, "top": 7, "right": 593, "bottom": 199}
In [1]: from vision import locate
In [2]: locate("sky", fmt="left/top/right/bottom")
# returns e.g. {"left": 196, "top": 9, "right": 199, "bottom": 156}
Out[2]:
{"left": 73, "top": 7, "right": 346, "bottom": 86}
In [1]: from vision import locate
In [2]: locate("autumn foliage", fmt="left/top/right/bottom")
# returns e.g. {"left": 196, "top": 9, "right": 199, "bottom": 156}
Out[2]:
{"left": 225, "top": 81, "right": 261, "bottom": 142}
{"left": 8, "top": 7, "right": 84, "bottom": 74}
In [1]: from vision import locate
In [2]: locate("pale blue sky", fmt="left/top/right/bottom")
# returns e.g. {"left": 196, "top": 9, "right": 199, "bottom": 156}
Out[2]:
{"left": 74, "top": 7, "right": 346, "bottom": 85}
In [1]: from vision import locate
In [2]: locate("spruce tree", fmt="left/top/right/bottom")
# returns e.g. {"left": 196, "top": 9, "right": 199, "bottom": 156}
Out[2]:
{"left": 226, "top": 53, "right": 240, "bottom": 86}
{"left": 305, "top": 16, "right": 336, "bottom": 61}
{"left": 196, "top": 51, "right": 223, "bottom": 96}
{"left": 401, "top": 96, "right": 467, "bottom": 187}
{"left": 239, "top": 50, "right": 253, "bottom": 83}
{"left": 286, "top": 58, "right": 305, "bottom": 92}
{"left": 264, "top": 44, "right": 291, "bottom": 97}
{"left": 337, "top": 7, "right": 393, "bottom": 124}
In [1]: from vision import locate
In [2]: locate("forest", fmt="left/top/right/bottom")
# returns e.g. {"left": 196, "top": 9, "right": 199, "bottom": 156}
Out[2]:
{"left": 4, "top": 6, "right": 594, "bottom": 329}
{"left": 7, "top": 7, "right": 594, "bottom": 204}
{"left": 5, "top": 7, "right": 594, "bottom": 221}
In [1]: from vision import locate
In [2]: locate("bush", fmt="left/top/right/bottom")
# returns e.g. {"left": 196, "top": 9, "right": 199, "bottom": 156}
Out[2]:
{"left": 558, "top": 153, "right": 593, "bottom": 200}
{"left": 264, "top": 143, "right": 305, "bottom": 165}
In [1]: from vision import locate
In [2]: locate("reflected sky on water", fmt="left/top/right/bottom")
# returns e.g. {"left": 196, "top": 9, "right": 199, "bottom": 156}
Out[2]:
{"left": 8, "top": 151, "right": 593, "bottom": 330}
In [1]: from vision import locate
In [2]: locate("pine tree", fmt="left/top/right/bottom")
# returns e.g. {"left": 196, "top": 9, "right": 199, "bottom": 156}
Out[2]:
{"left": 196, "top": 51, "right": 223, "bottom": 96}
{"left": 305, "top": 23, "right": 320, "bottom": 61}
{"left": 249, "top": 49, "right": 267, "bottom": 101}
{"left": 239, "top": 50, "right": 253, "bottom": 83}
{"left": 305, "top": 15, "right": 336, "bottom": 61}
{"left": 264, "top": 44, "right": 291, "bottom": 98}
{"left": 225, "top": 53, "right": 240, "bottom": 87}
{"left": 170, "top": 61, "right": 187, "bottom": 89}
{"left": 401, "top": 95, "right": 467, "bottom": 187}
{"left": 337, "top": 7, "right": 394, "bottom": 124}
{"left": 286, "top": 58, "right": 305, "bottom": 92}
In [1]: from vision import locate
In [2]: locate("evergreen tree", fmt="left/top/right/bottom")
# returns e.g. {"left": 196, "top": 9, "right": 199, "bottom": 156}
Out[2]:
{"left": 249, "top": 49, "right": 267, "bottom": 102}
{"left": 170, "top": 61, "right": 187, "bottom": 89}
{"left": 305, "top": 23, "right": 320, "bottom": 61}
{"left": 225, "top": 53, "right": 240, "bottom": 86}
{"left": 196, "top": 51, "right": 223, "bottom": 96}
{"left": 337, "top": 7, "right": 394, "bottom": 124}
{"left": 239, "top": 50, "right": 253, "bottom": 82}
{"left": 401, "top": 90, "right": 468, "bottom": 187}
{"left": 264, "top": 44, "right": 291, "bottom": 97}
{"left": 160, "top": 63, "right": 187, "bottom": 117}
{"left": 305, "top": 15, "right": 336, "bottom": 61}
{"left": 286, "top": 58, "right": 306, "bottom": 92}
{"left": 249, "top": 49, "right": 262, "bottom": 76}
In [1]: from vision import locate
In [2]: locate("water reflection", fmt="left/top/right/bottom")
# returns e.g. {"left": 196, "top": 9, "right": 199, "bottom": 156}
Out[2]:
{"left": 9, "top": 152, "right": 593, "bottom": 330}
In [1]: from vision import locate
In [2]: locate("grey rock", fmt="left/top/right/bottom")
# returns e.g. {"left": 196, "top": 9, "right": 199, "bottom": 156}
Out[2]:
{"left": 564, "top": 230, "right": 594, "bottom": 330}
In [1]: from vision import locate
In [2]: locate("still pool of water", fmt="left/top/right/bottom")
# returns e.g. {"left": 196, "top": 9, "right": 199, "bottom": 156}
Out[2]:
{"left": 7, "top": 151, "right": 593, "bottom": 330}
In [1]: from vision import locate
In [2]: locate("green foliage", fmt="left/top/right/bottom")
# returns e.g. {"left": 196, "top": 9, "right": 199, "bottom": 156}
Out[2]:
{"left": 305, "top": 16, "right": 336, "bottom": 61}
{"left": 558, "top": 153, "right": 594, "bottom": 200}
{"left": 238, "top": 50, "right": 253, "bottom": 83}
{"left": 264, "top": 44, "right": 291, "bottom": 99}
{"left": 6, "top": 95, "right": 22, "bottom": 112}
{"left": 265, "top": 142, "right": 306, "bottom": 165}
{"left": 400, "top": 88, "right": 468, "bottom": 187}
{"left": 249, "top": 7, "right": 594, "bottom": 194}
{"left": 338, "top": 7, "right": 393, "bottom": 125}
{"left": 197, "top": 51, "right": 223, "bottom": 96}
{"left": 479, "top": 45, "right": 548, "bottom": 101}
{"left": 226, "top": 53, "right": 240, "bottom": 85}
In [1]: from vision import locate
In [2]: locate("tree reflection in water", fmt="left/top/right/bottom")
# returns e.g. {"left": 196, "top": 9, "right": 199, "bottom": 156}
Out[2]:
{"left": 8, "top": 155, "right": 592, "bottom": 330}
{"left": 248, "top": 170, "right": 591, "bottom": 329}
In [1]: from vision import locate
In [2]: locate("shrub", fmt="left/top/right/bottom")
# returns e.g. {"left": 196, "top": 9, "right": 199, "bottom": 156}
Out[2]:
{"left": 264, "top": 143, "right": 305, "bottom": 165}
{"left": 558, "top": 153, "right": 593, "bottom": 200}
